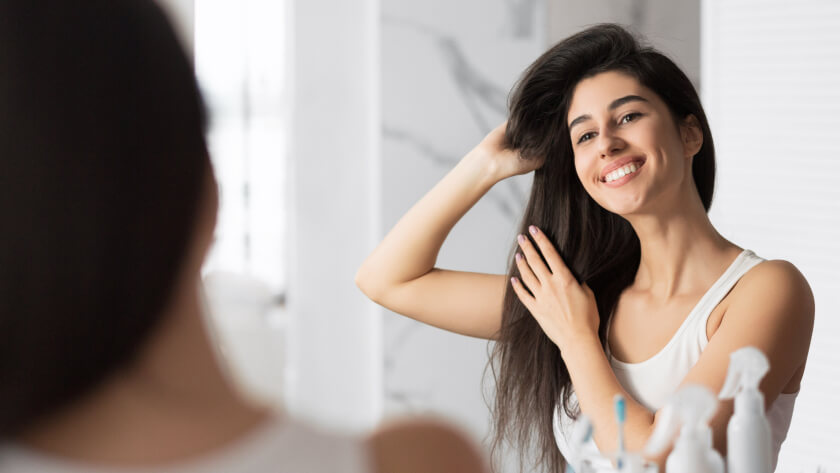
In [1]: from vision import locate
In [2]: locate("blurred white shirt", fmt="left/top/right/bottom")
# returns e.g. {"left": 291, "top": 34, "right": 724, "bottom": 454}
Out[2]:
{"left": 0, "top": 415, "right": 372, "bottom": 473}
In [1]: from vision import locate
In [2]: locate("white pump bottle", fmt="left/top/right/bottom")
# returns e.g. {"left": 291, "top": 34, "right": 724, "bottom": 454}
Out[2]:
{"left": 644, "top": 385, "right": 724, "bottom": 473}
{"left": 719, "top": 346, "right": 772, "bottom": 473}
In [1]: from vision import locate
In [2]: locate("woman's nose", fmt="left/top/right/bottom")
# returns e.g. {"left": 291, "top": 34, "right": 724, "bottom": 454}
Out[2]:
{"left": 596, "top": 128, "right": 625, "bottom": 157}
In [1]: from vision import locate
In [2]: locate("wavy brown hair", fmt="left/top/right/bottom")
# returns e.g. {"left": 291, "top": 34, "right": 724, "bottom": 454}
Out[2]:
{"left": 487, "top": 24, "right": 716, "bottom": 472}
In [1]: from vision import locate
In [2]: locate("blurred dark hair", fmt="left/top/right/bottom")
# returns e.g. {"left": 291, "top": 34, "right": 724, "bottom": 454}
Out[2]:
{"left": 0, "top": 0, "right": 209, "bottom": 438}
{"left": 488, "top": 24, "right": 715, "bottom": 472}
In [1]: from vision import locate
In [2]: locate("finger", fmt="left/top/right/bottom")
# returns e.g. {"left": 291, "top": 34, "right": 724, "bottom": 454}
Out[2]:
{"left": 510, "top": 276, "right": 536, "bottom": 309}
{"left": 527, "top": 225, "right": 576, "bottom": 284}
{"left": 516, "top": 233, "right": 551, "bottom": 282}
{"left": 514, "top": 252, "right": 540, "bottom": 293}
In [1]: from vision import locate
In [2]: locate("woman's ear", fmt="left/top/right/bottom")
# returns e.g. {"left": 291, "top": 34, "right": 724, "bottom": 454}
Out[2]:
{"left": 680, "top": 114, "right": 703, "bottom": 158}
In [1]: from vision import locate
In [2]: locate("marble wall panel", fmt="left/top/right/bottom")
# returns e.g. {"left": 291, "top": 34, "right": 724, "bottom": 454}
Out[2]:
{"left": 380, "top": 0, "right": 546, "bottom": 455}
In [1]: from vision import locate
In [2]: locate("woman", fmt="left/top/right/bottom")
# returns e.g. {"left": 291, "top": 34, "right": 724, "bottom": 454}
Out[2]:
{"left": 356, "top": 24, "right": 814, "bottom": 472}
{"left": 0, "top": 1, "right": 486, "bottom": 472}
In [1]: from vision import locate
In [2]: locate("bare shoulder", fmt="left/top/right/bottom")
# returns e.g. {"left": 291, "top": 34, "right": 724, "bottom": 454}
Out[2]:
{"left": 733, "top": 258, "right": 814, "bottom": 312}
{"left": 709, "top": 257, "right": 815, "bottom": 394}
{"left": 367, "top": 418, "right": 488, "bottom": 473}
{"left": 724, "top": 257, "right": 815, "bottom": 343}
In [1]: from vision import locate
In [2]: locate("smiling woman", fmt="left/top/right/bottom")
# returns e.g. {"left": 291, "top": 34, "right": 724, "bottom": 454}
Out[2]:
{"left": 356, "top": 23, "right": 813, "bottom": 473}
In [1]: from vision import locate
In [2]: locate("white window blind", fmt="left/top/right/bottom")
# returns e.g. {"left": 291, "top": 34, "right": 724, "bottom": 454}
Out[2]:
{"left": 702, "top": 1, "right": 840, "bottom": 470}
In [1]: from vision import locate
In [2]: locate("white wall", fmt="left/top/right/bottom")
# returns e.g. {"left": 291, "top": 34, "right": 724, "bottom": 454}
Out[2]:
{"left": 702, "top": 1, "right": 840, "bottom": 470}
{"left": 285, "top": 0, "right": 383, "bottom": 432}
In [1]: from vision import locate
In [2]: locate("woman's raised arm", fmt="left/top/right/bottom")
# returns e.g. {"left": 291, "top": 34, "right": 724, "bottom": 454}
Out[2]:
{"left": 355, "top": 123, "right": 541, "bottom": 340}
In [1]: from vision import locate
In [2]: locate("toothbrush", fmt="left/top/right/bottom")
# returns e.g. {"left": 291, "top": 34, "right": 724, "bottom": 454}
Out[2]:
{"left": 614, "top": 394, "right": 626, "bottom": 469}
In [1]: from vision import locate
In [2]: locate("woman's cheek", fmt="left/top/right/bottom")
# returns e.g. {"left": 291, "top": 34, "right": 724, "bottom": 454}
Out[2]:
{"left": 573, "top": 154, "right": 593, "bottom": 185}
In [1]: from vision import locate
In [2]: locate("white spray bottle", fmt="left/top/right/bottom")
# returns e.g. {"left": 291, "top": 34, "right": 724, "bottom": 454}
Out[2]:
{"left": 565, "top": 414, "right": 593, "bottom": 473}
{"left": 644, "top": 385, "right": 724, "bottom": 473}
{"left": 719, "top": 346, "right": 772, "bottom": 473}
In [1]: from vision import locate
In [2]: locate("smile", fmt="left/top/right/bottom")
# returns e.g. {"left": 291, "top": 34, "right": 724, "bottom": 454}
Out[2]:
{"left": 601, "top": 159, "right": 645, "bottom": 187}
{"left": 605, "top": 163, "right": 640, "bottom": 182}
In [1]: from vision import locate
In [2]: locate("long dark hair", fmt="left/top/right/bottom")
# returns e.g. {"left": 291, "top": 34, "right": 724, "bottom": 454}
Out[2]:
{"left": 488, "top": 24, "right": 716, "bottom": 472}
{"left": 0, "top": 0, "right": 208, "bottom": 439}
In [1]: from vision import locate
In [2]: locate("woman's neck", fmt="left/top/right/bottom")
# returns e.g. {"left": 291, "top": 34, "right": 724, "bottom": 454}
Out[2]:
{"left": 19, "top": 282, "right": 271, "bottom": 466}
{"left": 625, "top": 187, "right": 741, "bottom": 301}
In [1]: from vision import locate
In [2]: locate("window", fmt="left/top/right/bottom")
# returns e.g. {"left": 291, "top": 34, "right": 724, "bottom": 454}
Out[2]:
{"left": 195, "top": 0, "right": 288, "bottom": 295}
{"left": 194, "top": 0, "right": 289, "bottom": 404}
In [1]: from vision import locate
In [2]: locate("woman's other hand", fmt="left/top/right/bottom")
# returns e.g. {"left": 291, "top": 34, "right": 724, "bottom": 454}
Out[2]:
{"left": 467, "top": 122, "right": 544, "bottom": 182}
{"left": 510, "top": 225, "right": 601, "bottom": 352}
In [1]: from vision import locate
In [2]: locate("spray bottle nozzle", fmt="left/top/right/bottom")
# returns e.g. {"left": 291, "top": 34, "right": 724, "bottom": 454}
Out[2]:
{"left": 719, "top": 346, "right": 770, "bottom": 401}
{"left": 644, "top": 384, "right": 718, "bottom": 457}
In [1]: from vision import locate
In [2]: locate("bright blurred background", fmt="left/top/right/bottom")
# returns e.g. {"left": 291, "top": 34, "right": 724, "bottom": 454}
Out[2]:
{"left": 158, "top": 1, "right": 840, "bottom": 471}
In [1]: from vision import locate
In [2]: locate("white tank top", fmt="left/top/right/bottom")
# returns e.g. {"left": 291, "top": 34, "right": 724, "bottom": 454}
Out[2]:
{"left": 553, "top": 249, "right": 798, "bottom": 472}
{"left": 0, "top": 416, "right": 372, "bottom": 473}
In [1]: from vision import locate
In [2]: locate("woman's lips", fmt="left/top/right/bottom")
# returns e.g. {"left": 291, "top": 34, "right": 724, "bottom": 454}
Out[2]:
{"left": 599, "top": 156, "right": 646, "bottom": 182}
{"left": 601, "top": 161, "right": 644, "bottom": 188}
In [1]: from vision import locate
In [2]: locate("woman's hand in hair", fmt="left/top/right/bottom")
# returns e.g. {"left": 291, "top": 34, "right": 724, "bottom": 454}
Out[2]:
{"left": 468, "top": 122, "right": 544, "bottom": 182}
{"left": 509, "top": 225, "right": 600, "bottom": 352}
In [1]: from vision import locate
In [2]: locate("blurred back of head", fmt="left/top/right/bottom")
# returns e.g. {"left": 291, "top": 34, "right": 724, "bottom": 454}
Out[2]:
{"left": 0, "top": 0, "right": 209, "bottom": 439}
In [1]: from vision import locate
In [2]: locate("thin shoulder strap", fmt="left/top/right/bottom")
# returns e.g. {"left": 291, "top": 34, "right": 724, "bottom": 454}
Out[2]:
{"left": 693, "top": 250, "right": 765, "bottom": 324}
{"left": 688, "top": 250, "right": 766, "bottom": 349}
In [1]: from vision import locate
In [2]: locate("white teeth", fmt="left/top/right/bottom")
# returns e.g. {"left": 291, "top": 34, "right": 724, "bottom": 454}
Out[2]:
{"left": 604, "top": 163, "right": 641, "bottom": 183}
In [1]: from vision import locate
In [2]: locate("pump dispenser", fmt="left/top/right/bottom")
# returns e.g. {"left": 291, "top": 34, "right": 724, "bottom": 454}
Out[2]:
{"left": 719, "top": 346, "right": 772, "bottom": 473}
{"left": 644, "top": 385, "right": 724, "bottom": 473}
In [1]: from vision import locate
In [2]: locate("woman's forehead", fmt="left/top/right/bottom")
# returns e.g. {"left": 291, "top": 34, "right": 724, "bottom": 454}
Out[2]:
{"left": 567, "top": 71, "right": 659, "bottom": 123}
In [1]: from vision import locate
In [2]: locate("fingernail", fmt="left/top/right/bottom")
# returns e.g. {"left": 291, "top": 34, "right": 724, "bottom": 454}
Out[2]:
{"left": 529, "top": 225, "right": 538, "bottom": 235}
{"left": 517, "top": 234, "right": 525, "bottom": 244}
{"left": 515, "top": 252, "right": 522, "bottom": 262}
{"left": 510, "top": 277, "right": 518, "bottom": 285}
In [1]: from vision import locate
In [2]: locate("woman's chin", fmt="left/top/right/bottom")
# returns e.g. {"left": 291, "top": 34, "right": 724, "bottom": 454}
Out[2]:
{"left": 599, "top": 197, "right": 647, "bottom": 217}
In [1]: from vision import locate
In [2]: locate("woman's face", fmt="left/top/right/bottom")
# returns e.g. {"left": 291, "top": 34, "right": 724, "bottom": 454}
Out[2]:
{"left": 566, "top": 71, "right": 701, "bottom": 216}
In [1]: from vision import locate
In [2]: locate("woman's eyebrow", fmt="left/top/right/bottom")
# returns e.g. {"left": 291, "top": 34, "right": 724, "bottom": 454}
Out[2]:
{"left": 568, "top": 95, "right": 650, "bottom": 131}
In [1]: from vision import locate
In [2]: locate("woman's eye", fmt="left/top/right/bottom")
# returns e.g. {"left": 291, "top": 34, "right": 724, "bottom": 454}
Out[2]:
{"left": 620, "top": 112, "right": 641, "bottom": 124}
{"left": 577, "top": 132, "right": 595, "bottom": 144}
